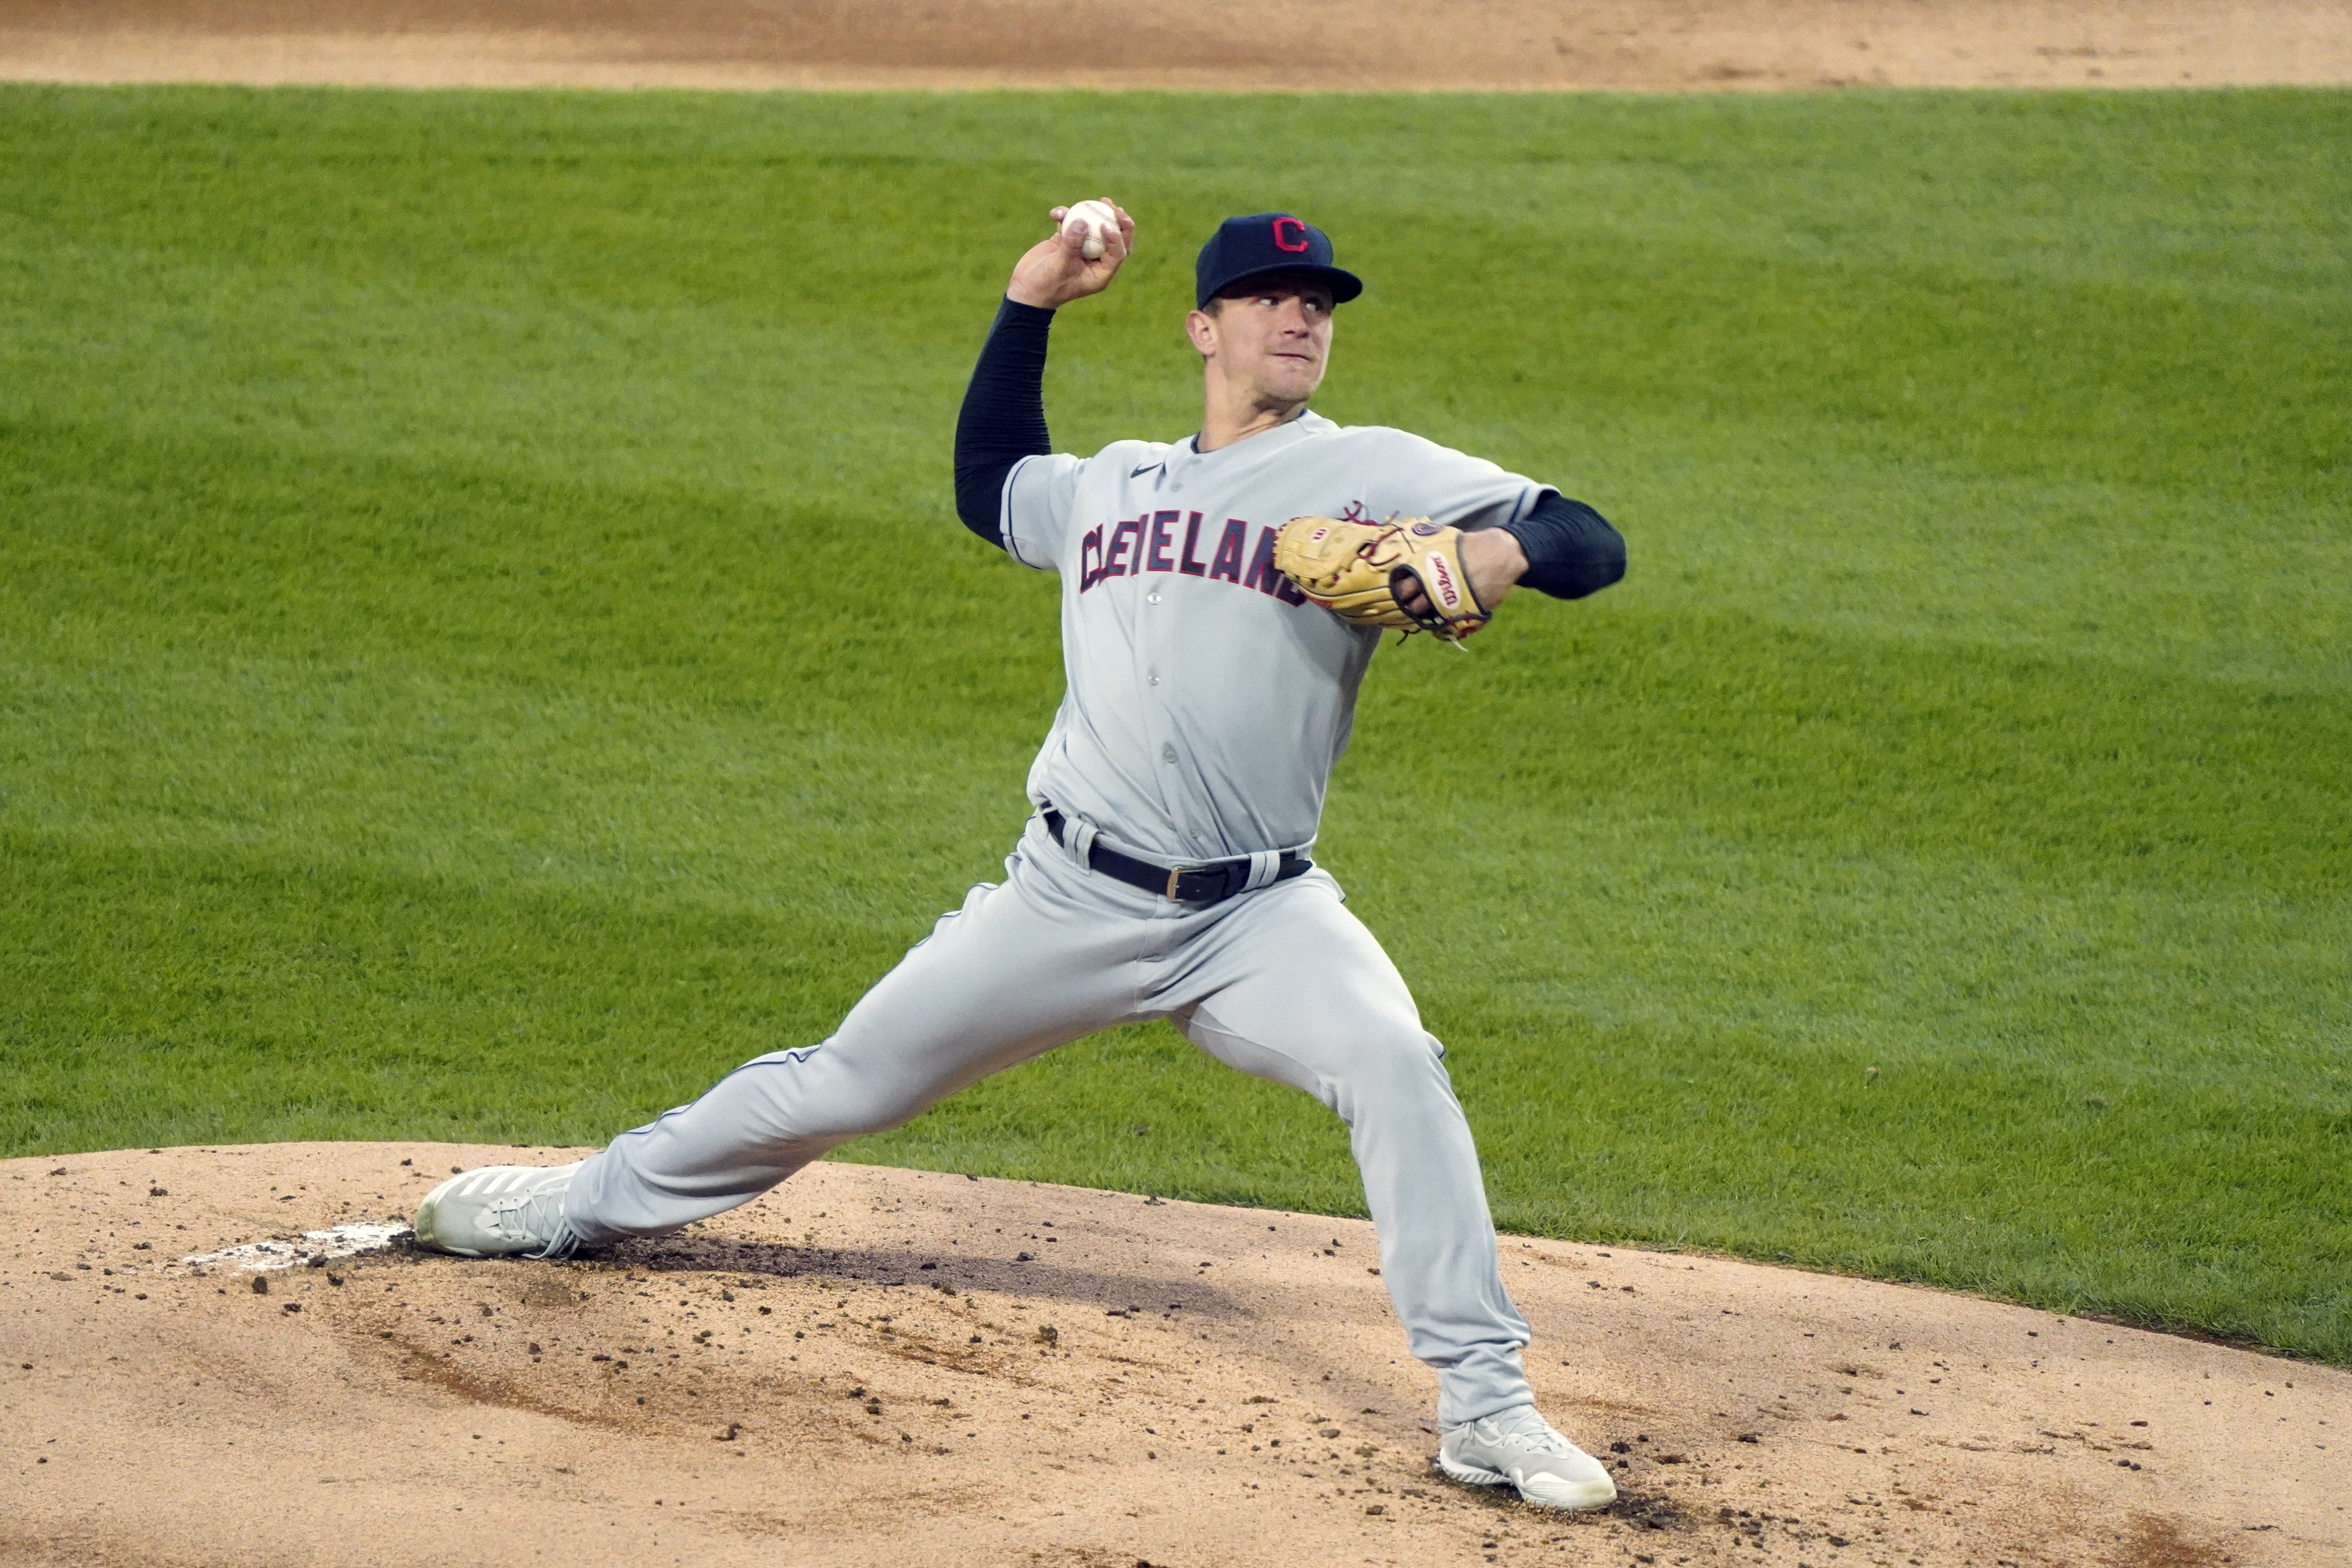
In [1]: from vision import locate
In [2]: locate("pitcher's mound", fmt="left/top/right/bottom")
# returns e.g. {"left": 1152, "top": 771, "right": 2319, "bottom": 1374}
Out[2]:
{"left": 4, "top": 1143, "right": 2340, "bottom": 1565}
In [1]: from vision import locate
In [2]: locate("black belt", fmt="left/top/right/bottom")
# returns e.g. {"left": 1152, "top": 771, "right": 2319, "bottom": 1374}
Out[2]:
{"left": 1044, "top": 810, "right": 1311, "bottom": 905}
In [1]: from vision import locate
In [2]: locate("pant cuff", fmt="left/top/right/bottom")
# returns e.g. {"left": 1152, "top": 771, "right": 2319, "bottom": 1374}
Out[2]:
{"left": 1435, "top": 1345, "right": 1533, "bottom": 1429}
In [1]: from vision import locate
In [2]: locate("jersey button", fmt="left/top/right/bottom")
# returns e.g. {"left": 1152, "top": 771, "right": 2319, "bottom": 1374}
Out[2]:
{"left": 1146, "top": 592, "right": 1162, "bottom": 604}
{"left": 1161, "top": 744, "right": 1177, "bottom": 765}
{"left": 1148, "top": 674, "right": 1160, "bottom": 686}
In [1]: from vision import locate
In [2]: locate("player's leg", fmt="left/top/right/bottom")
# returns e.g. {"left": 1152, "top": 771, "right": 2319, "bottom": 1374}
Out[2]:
{"left": 1165, "top": 871, "right": 1531, "bottom": 1421}
{"left": 1164, "top": 872, "right": 1613, "bottom": 1508}
{"left": 561, "top": 829, "right": 1141, "bottom": 1244}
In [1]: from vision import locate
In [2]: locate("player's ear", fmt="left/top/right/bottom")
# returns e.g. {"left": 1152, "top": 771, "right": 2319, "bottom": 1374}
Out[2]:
{"left": 1184, "top": 308, "right": 1220, "bottom": 358}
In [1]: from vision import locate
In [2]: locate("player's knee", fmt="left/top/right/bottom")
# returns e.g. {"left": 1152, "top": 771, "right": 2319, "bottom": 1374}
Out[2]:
{"left": 726, "top": 1057, "right": 928, "bottom": 1145}
{"left": 1322, "top": 1025, "right": 1452, "bottom": 1109}
{"left": 792, "top": 1088, "right": 926, "bottom": 1142}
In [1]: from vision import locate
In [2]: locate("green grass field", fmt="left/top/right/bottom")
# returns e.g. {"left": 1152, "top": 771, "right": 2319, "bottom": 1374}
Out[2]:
{"left": 2, "top": 85, "right": 2345, "bottom": 1361}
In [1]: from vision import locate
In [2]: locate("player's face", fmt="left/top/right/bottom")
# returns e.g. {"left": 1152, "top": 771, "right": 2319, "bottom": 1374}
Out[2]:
{"left": 1193, "top": 277, "right": 1336, "bottom": 404}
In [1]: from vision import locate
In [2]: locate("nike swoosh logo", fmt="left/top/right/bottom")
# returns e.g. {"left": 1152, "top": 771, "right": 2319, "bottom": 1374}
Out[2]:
{"left": 1131, "top": 463, "right": 1162, "bottom": 477}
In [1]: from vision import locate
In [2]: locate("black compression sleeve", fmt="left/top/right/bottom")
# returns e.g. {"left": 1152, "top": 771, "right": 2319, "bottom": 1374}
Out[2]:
{"left": 952, "top": 297, "right": 1057, "bottom": 549}
{"left": 1501, "top": 491, "right": 1627, "bottom": 600}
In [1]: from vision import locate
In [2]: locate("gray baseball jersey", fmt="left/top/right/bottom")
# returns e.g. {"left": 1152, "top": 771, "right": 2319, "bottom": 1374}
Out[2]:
{"left": 1002, "top": 410, "right": 1547, "bottom": 863}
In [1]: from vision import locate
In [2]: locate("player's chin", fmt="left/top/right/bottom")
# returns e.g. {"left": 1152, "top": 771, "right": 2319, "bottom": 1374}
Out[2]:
{"left": 1265, "top": 360, "right": 1326, "bottom": 400}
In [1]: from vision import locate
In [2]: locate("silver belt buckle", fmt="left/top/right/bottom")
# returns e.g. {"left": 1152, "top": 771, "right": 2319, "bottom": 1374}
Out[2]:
{"left": 1164, "top": 865, "right": 1190, "bottom": 900}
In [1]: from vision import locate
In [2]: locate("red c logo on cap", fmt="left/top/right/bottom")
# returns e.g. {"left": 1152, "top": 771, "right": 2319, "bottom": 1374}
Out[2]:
{"left": 1271, "top": 217, "right": 1311, "bottom": 253}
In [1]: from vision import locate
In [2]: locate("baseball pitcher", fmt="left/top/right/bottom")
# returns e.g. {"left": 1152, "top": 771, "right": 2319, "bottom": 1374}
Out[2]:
{"left": 413, "top": 204, "right": 1628, "bottom": 1510}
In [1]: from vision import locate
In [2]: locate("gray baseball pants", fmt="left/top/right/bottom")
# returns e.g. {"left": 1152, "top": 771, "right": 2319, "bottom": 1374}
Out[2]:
{"left": 565, "top": 814, "right": 1536, "bottom": 1427}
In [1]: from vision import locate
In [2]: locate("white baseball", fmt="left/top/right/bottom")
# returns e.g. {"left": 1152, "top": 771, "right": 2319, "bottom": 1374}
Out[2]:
{"left": 1061, "top": 199, "right": 1118, "bottom": 260}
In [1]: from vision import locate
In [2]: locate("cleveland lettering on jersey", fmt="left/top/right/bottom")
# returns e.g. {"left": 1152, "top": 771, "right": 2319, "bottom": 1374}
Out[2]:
{"left": 1080, "top": 516, "right": 1309, "bottom": 602}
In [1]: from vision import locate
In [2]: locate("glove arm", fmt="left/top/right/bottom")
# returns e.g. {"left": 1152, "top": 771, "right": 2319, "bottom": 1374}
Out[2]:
{"left": 1501, "top": 491, "right": 1626, "bottom": 600}
{"left": 952, "top": 297, "right": 1058, "bottom": 551}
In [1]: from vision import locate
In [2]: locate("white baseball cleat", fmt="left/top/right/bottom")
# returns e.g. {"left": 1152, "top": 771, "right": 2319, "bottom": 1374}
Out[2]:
{"left": 412, "top": 1163, "right": 585, "bottom": 1259}
{"left": 1438, "top": 1405, "right": 1618, "bottom": 1511}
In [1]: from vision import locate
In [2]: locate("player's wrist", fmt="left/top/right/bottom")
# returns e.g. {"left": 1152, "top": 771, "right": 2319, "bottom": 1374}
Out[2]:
{"left": 1004, "top": 245, "right": 1081, "bottom": 310}
{"left": 1465, "top": 527, "right": 1529, "bottom": 608}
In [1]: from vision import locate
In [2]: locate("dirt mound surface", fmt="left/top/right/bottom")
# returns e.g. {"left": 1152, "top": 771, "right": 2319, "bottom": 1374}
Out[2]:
{"left": 3, "top": 1142, "right": 2343, "bottom": 1566}
{"left": 2, "top": 0, "right": 2348, "bottom": 92}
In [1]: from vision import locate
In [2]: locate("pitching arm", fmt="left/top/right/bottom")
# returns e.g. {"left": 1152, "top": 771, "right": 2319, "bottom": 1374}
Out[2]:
{"left": 952, "top": 298, "right": 1056, "bottom": 551}
{"left": 954, "top": 201, "right": 1136, "bottom": 552}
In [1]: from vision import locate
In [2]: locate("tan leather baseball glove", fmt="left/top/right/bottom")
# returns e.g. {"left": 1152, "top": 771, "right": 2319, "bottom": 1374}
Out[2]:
{"left": 1272, "top": 515, "right": 1490, "bottom": 641}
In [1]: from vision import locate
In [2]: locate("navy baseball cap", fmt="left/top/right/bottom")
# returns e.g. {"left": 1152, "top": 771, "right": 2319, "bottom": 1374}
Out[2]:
{"left": 1194, "top": 213, "right": 1364, "bottom": 308}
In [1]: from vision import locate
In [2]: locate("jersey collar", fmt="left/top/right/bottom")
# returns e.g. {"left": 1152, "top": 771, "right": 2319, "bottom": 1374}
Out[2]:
{"left": 1174, "top": 408, "right": 1332, "bottom": 468}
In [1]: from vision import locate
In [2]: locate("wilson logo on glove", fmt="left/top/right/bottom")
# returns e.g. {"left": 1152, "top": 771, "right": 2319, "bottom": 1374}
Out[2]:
{"left": 1423, "top": 551, "right": 1466, "bottom": 613}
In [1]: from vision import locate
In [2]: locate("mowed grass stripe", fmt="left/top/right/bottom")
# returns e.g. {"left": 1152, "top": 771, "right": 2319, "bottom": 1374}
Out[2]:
{"left": 0, "top": 84, "right": 2344, "bottom": 1359}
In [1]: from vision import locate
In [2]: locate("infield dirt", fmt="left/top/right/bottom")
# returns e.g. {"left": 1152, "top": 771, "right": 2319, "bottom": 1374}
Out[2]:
{"left": 2, "top": 0, "right": 2348, "bottom": 92}
{"left": 4, "top": 1143, "right": 2344, "bottom": 1567}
